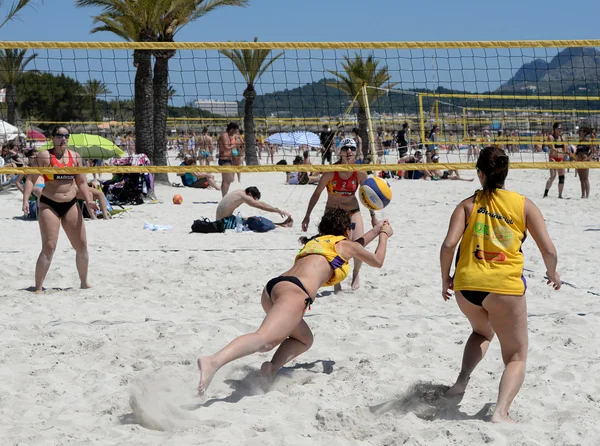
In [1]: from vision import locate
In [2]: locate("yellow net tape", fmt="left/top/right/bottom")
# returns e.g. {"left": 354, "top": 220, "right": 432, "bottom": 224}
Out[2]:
{"left": 2, "top": 40, "right": 600, "bottom": 50}
{"left": 3, "top": 162, "right": 599, "bottom": 175}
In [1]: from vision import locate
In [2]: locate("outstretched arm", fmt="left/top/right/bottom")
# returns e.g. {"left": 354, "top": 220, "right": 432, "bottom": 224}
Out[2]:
{"left": 302, "top": 172, "right": 333, "bottom": 231}
{"left": 245, "top": 197, "right": 288, "bottom": 218}
{"left": 525, "top": 198, "right": 560, "bottom": 289}
{"left": 339, "top": 221, "right": 393, "bottom": 268}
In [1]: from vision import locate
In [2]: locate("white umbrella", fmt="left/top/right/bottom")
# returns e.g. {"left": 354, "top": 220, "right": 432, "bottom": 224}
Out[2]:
{"left": 0, "top": 119, "right": 23, "bottom": 141}
{"left": 266, "top": 132, "right": 295, "bottom": 146}
{"left": 289, "top": 131, "right": 321, "bottom": 147}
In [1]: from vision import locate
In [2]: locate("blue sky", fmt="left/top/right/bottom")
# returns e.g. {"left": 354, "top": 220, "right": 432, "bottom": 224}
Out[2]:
{"left": 0, "top": 0, "right": 598, "bottom": 106}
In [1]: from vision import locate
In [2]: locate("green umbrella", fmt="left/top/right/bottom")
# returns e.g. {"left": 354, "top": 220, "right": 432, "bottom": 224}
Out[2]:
{"left": 40, "top": 133, "right": 126, "bottom": 159}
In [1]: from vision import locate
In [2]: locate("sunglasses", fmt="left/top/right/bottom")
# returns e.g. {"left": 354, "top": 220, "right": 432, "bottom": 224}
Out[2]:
{"left": 341, "top": 146, "right": 357, "bottom": 152}
{"left": 55, "top": 134, "right": 70, "bottom": 139}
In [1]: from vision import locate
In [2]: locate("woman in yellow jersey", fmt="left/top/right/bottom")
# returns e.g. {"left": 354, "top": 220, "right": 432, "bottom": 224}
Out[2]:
{"left": 197, "top": 208, "right": 393, "bottom": 395}
{"left": 440, "top": 146, "right": 561, "bottom": 423}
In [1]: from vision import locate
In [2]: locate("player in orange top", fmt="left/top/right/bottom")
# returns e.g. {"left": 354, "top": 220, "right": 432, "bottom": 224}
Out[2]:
{"left": 440, "top": 146, "right": 561, "bottom": 423}
{"left": 22, "top": 126, "right": 97, "bottom": 293}
{"left": 301, "top": 138, "right": 378, "bottom": 292}
{"left": 197, "top": 208, "right": 393, "bottom": 395}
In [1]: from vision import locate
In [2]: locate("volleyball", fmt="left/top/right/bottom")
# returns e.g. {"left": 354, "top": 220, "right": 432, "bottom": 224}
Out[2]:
{"left": 172, "top": 194, "right": 183, "bottom": 205}
{"left": 359, "top": 177, "right": 392, "bottom": 211}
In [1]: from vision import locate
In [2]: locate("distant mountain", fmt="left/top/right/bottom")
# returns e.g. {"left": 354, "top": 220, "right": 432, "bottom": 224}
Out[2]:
{"left": 498, "top": 47, "right": 600, "bottom": 95}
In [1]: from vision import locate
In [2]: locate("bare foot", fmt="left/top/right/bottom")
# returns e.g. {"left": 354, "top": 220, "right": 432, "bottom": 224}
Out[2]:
{"left": 260, "top": 361, "right": 277, "bottom": 379}
{"left": 334, "top": 283, "right": 342, "bottom": 294}
{"left": 351, "top": 274, "right": 360, "bottom": 291}
{"left": 445, "top": 373, "right": 470, "bottom": 398}
{"left": 34, "top": 288, "right": 44, "bottom": 294}
{"left": 80, "top": 282, "right": 92, "bottom": 290}
{"left": 197, "top": 356, "right": 217, "bottom": 395}
{"left": 491, "top": 412, "right": 515, "bottom": 423}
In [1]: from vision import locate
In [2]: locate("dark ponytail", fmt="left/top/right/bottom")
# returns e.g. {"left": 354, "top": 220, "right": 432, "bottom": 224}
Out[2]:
{"left": 476, "top": 146, "right": 509, "bottom": 192}
{"left": 299, "top": 208, "right": 351, "bottom": 245}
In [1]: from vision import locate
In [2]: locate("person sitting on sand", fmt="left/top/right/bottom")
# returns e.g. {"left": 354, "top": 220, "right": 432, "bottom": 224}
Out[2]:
{"left": 216, "top": 186, "right": 293, "bottom": 228}
{"left": 430, "top": 155, "right": 474, "bottom": 182}
{"left": 197, "top": 208, "right": 393, "bottom": 395}
{"left": 440, "top": 146, "right": 561, "bottom": 423}
{"left": 178, "top": 156, "right": 220, "bottom": 190}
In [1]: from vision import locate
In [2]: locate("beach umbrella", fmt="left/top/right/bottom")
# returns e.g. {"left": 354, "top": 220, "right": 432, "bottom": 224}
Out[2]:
{"left": 266, "top": 132, "right": 295, "bottom": 146}
{"left": 289, "top": 131, "right": 321, "bottom": 147}
{"left": 27, "top": 129, "right": 46, "bottom": 141}
{"left": 40, "top": 133, "right": 126, "bottom": 159}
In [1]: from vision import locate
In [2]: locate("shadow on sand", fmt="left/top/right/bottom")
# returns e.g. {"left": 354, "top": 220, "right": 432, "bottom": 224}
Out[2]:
{"left": 185, "top": 359, "right": 335, "bottom": 410}
{"left": 369, "top": 382, "right": 494, "bottom": 422}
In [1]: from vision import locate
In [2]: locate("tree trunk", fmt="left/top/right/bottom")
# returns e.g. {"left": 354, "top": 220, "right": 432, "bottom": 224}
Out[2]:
{"left": 133, "top": 49, "right": 154, "bottom": 160}
{"left": 152, "top": 50, "right": 176, "bottom": 185}
{"left": 243, "top": 84, "right": 258, "bottom": 165}
{"left": 357, "top": 107, "right": 370, "bottom": 160}
{"left": 91, "top": 98, "right": 98, "bottom": 122}
{"left": 6, "top": 84, "right": 17, "bottom": 125}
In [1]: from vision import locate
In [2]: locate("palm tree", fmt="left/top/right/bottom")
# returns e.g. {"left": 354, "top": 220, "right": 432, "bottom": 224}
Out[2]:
{"left": 152, "top": 0, "right": 248, "bottom": 170}
{"left": 327, "top": 54, "right": 397, "bottom": 159}
{"left": 0, "top": 49, "right": 37, "bottom": 125}
{"left": 0, "top": 0, "right": 37, "bottom": 30}
{"left": 76, "top": 0, "right": 159, "bottom": 160}
{"left": 84, "top": 79, "right": 112, "bottom": 122}
{"left": 220, "top": 38, "right": 282, "bottom": 165}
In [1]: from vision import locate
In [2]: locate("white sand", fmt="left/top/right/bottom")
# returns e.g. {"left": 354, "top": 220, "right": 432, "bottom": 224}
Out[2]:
{"left": 0, "top": 155, "right": 599, "bottom": 445}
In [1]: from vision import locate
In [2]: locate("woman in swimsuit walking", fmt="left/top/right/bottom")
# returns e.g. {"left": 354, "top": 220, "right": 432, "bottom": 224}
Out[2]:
{"left": 575, "top": 126, "right": 591, "bottom": 199}
{"left": 440, "top": 146, "right": 561, "bottom": 423}
{"left": 197, "top": 208, "right": 393, "bottom": 394}
{"left": 301, "top": 138, "right": 378, "bottom": 291}
{"left": 22, "top": 126, "right": 97, "bottom": 293}
{"left": 543, "top": 122, "right": 567, "bottom": 198}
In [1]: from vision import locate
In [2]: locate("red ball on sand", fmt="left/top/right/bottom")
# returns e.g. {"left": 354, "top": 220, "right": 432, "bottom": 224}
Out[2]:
{"left": 172, "top": 194, "right": 183, "bottom": 205}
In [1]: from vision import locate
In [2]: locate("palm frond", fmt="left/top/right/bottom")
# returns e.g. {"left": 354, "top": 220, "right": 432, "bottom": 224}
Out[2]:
{"left": 0, "top": 0, "right": 34, "bottom": 30}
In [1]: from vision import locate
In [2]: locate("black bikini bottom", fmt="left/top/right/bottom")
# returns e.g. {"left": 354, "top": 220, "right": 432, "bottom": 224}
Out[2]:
{"left": 459, "top": 290, "right": 490, "bottom": 307}
{"left": 40, "top": 195, "right": 78, "bottom": 218}
{"left": 265, "top": 276, "right": 313, "bottom": 311}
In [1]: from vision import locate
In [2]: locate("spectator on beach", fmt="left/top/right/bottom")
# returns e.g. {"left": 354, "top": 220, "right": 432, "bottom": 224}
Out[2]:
{"left": 178, "top": 156, "right": 220, "bottom": 190}
{"left": 575, "top": 126, "right": 591, "bottom": 199}
{"left": 218, "top": 122, "right": 239, "bottom": 197}
{"left": 216, "top": 186, "right": 293, "bottom": 227}
{"left": 427, "top": 125, "right": 439, "bottom": 163}
{"left": 319, "top": 125, "right": 335, "bottom": 165}
{"left": 397, "top": 122, "right": 410, "bottom": 158}
{"left": 233, "top": 130, "right": 245, "bottom": 183}
{"left": 351, "top": 128, "right": 363, "bottom": 162}
{"left": 197, "top": 127, "right": 214, "bottom": 165}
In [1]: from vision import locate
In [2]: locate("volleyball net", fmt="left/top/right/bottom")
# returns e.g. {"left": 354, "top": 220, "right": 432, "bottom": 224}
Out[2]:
{"left": 1, "top": 39, "right": 600, "bottom": 175}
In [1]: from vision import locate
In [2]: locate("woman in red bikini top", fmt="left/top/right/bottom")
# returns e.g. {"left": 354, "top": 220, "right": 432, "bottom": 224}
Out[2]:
{"left": 22, "top": 126, "right": 98, "bottom": 293}
{"left": 301, "top": 137, "right": 378, "bottom": 292}
{"left": 543, "top": 122, "right": 567, "bottom": 198}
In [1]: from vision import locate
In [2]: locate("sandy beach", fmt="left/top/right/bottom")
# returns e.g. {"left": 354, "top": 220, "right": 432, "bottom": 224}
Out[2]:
{"left": 0, "top": 155, "right": 599, "bottom": 445}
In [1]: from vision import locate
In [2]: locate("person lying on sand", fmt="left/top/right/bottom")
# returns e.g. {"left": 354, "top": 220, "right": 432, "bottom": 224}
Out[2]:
{"left": 216, "top": 186, "right": 293, "bottom": 228}
{"left": 197, "top": 208, "right": 393, "bottom": 395}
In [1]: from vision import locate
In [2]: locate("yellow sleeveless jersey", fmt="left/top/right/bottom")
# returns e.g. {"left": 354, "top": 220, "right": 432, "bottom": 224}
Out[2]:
{"left": 454, "top": 189, "right": 527, "bottom": 295}
{"left": 295, "top": 235, "right": 350, "bottom": 286}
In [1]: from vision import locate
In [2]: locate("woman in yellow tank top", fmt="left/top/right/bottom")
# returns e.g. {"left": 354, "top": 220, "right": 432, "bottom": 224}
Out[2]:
{"left": 197, "top": 208, "right": 393, "bottom": 395}
{"left": 440, "top": 146, "right": 561, "bottom": 423}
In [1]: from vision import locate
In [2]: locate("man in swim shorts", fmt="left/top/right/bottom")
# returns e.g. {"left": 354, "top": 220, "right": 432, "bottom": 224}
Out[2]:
{"left": 216, "top": 186, "right": 293, "bottom": 228}
{"left": 218, "top": 122, "right": 239, "bottom": 197}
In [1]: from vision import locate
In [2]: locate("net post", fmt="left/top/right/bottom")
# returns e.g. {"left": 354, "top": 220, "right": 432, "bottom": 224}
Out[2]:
{"left": 463, "top": 108, "right": 467, "bottom": 141}
{"left": 361, "top": 83, "right": 376, "bottom": 164}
